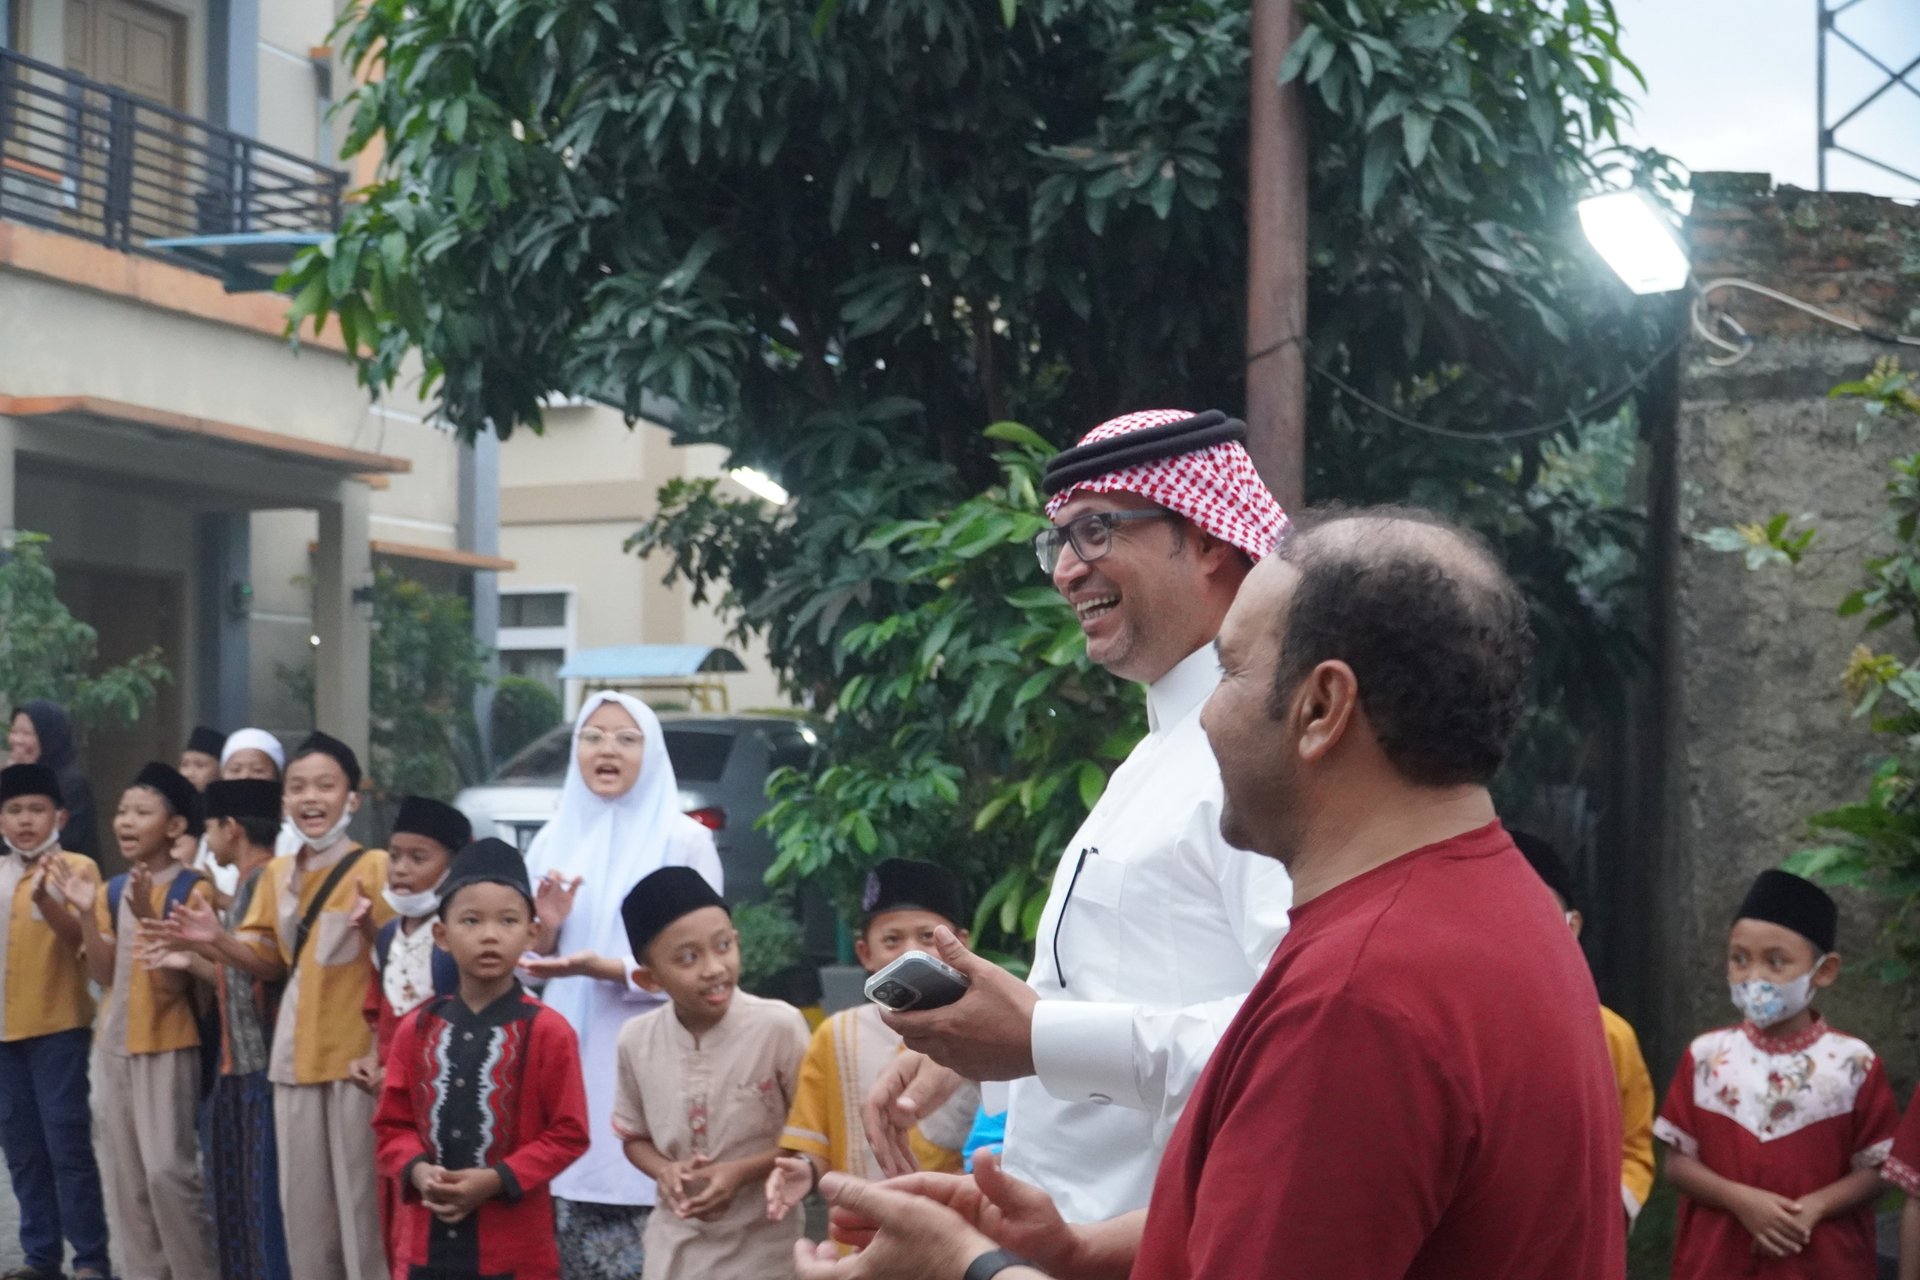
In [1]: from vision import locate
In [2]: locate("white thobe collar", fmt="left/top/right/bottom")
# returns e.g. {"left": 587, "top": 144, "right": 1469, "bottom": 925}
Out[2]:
{"left": 1145, "top": 644, "right": 1221, "bottom": 735}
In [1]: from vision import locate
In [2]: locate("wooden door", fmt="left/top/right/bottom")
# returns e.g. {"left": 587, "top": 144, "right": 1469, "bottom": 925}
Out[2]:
{"left": 62, "top": 0, "right": 187, "bottom": 243}
{"left": 65, "top": 0, "right": 186, "bottom": 108}
{"left": 56, "top": 563, "right": 185, "bottom": 875}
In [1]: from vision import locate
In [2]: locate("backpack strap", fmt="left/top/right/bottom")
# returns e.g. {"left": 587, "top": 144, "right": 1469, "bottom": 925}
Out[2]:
{"left": 106, "top": 868, "right": 201, "bottom": 929}
{"left": 287, "top": 848, "right": 368, "bottom": 980}
{"left": 430, "top": 945, "right": 460, "bottom": 997}
{"left": 165, "top": 869, "right": 202, "bottom": 911}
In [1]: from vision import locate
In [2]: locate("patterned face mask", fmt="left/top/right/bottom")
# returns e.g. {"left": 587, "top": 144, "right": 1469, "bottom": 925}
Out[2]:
{"left": 1728, "top": 957, "right": 1826, "bottom": 1028}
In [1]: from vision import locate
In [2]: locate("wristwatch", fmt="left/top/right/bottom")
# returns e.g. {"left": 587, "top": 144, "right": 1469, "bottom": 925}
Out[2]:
{"left": 963, "top": 1248, "right": 1032, "bottom": 1280}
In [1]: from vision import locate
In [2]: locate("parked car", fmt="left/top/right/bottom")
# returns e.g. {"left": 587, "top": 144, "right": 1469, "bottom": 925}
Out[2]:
{"left": 455, "top": 712, "right": 820, "bottom": 917}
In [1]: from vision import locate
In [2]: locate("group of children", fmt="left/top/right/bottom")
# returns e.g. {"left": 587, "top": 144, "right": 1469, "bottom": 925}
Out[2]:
{"left": 0, "top": 713, "right": 981, "bottom": 1280}
{"left": 9, "top": 716, "right": 1920, "bottom": 1279}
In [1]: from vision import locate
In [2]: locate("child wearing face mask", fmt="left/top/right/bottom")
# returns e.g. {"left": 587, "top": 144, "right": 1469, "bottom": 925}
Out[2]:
{"left": 233, "top": 731, "right": 395, "bottom": 1280}
{"left": 1655, "top": 869, "right": 1898, "bottom": 1279}
{"left": 349, "top": 795, "right": 471, "bottom": 1274}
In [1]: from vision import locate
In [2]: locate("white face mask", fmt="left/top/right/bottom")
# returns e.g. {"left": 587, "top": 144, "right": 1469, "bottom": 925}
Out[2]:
{"left": 1729, "top": 957, "right": 1827, "bottom": 1028}
{"left": 4, "top": 829, "right": 59, "bottom": 861}
{"left": 283, "top": 807, "right": 354, "bottom": 857}
{"left": 383, "top": 872, "right": 449, "bottom": 920}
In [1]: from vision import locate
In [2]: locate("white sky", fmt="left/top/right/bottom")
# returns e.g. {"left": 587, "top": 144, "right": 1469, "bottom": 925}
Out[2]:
{"left": 1613, "top": 0, "right": 1920, "bottom": 199}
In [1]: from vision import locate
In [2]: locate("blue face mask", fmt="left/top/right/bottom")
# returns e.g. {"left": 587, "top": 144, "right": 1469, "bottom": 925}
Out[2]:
{"left": 1729, "top": 957, "right": 1827, "bottom": 1028}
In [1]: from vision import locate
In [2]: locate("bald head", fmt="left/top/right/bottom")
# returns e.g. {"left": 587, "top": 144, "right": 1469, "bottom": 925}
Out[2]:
{"left": 1266, "top": 506, "right": 1534, "bottom": 786}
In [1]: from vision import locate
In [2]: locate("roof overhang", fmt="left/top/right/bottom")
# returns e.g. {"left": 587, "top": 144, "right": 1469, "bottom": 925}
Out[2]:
{"left": 558, "top": 645, "right": 748, "bottom": 681}
{"left": 0, "top": 395, "right": 410, "bottom": 475}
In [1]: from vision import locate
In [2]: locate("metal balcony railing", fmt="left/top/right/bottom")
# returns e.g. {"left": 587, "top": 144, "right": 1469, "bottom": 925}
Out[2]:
{"left": 0, "top": 46, "right": 344, "bottom": 258}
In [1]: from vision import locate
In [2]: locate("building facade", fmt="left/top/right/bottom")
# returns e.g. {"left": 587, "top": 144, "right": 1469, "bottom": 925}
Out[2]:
{"left": 0, "top": 0, "right": 504, "bottom": 822}
{"left": 498, "top": 404, "right": 786, "bottom": 717}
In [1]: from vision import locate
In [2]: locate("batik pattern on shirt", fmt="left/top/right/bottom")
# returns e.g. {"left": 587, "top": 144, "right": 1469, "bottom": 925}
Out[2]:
{"left": 1655, "top": 1016, "right": 1898, "bottom": 1280}
{"left": 1880, "top": 1083, "right": 1920, "bottom": 1196}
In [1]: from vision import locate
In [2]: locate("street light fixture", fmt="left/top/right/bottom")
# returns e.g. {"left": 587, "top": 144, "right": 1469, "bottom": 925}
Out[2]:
{"left": 729, "top": 467, "right": 791, "bottom": 506}
{"left": 1577, "top": 190, "right": 1690, "bottom": 295}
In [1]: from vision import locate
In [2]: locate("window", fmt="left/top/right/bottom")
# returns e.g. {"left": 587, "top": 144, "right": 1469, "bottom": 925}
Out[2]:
{"left": 498, "top": 588, "right": 574, "bottom": 699}
{"left": 501, "top": 648, "right": 565, "bottom": 692}
{"left": 501, "top": 592, "right": 568, "bottom": 628}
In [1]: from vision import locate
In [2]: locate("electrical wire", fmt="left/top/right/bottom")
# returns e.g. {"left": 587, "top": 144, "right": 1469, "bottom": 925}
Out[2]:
{"left": 1308, "top": 324, "right": 1691, "bottom": 443}
{"left": 1691, "top": 276, "right": 1920, "bottom": 368}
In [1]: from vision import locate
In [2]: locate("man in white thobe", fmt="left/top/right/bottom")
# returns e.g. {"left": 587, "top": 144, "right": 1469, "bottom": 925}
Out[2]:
{"left": 867, "top": 408, "right": 1295, "bottom": 1223}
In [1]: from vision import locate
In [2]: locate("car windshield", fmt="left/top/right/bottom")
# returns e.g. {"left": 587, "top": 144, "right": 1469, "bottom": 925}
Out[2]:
{"left": 492, "top": 727, "right": 574, "bottom": 782}
{"left": 661, "top": 729, "right": 733, "bottom": 783}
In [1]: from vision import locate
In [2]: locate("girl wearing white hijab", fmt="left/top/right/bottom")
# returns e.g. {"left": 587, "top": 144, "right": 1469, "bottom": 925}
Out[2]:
{"left": 522, "top": 691, "right": 721, "bottom": 1280}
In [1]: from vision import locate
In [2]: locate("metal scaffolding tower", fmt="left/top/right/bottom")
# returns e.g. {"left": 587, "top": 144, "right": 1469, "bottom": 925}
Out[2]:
{"left": 1818, "top": 0, "right": 1920, "bottom": 191}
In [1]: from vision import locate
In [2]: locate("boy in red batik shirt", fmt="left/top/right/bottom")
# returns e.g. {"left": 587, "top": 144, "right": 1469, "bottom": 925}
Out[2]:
{"left": 1657, "top": 869, "right": 1897, "bottom": 1279}
{"left": 1887, "top": 1086, "right": 1919, "bottom": 1280}
{"left": 374, "top": 838, "right": 589, "bottom": 1279}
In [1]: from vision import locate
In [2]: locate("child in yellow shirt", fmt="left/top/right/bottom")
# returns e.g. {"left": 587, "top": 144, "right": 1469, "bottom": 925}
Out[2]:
{"left": 0, "top": 762, "right": 110, "bottom": 1279}
{"left": 67, "top": 762, "right": 217, "bottom": 1279}
{"left": 766, "top": 859, "right": 979, "bottom": 1221}
{"left": 1513, "top": 831, "right": 1655, "bottom": 1225}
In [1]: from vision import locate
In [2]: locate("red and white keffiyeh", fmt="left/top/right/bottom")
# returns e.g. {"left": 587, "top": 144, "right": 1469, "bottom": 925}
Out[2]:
{"left": 1042, "top": 409, "right": 1291, "bottom": 562}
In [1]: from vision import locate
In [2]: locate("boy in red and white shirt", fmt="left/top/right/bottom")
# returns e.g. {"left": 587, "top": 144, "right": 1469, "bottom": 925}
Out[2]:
{"left": 1656, "top": 869, "right": 1897, "bottom": 1278}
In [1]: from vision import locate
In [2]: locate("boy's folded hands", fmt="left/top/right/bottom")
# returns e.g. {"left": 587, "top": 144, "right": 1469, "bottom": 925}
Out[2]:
{"left": 1729, "top": 1184, "right": 1812, "bottom": 1258}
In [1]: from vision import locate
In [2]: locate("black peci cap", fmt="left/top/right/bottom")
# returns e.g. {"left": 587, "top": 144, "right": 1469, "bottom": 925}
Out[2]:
{"left": 860, "top": 858, "right": 969, "bottom": 929}
{"left": 1733, "top": 868, "right": 1838, "bottom": 955}
{"left": 203, "top": 778, "right": 282, "bottom": 822}
{"left": 438, "top": 838, "right": 534, "bottom": 913}
{"left": 0, "top": 763, "right": 63, "bottom": 808}
{"left": 185, "top": 725, "right": 226, "bottom": 758}
{"left": 391, "top": 796, "right": 473, "bottom": 856}
{"left": 291, "top": 731, "right": 362, "bottom": 792}
{"left": 622, "top": 866, "right": 728, "bottom": 960}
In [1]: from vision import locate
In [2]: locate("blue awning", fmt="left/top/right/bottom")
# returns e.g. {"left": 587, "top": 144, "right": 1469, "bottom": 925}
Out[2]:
{"left": 557, "top": 645, "right": 747, "bottom": 681}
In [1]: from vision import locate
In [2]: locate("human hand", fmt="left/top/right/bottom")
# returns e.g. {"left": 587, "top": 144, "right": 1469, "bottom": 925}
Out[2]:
{"left": 679, "top": 1156, "right": 750, "bottom": 1221}
{"left": 422, "top": 1167, "right": 503, "bottom": 1223}
{"left": 347, "top": 1052, "right": 384, "bottom": 1096}
{"left": 880, "top": 927, "right": 1037, "bottom": 1081}
{"left": 828, "top": 1153, "right": 1078, "bottom": 1274}
{"left": 125, "top": 863, "right": 157, "bottom": 921}
{"left": 793, "top": 1173, "right": 999, "bottom": 1280}
{"left": 161, "top": 894, "right": 224, "bottom": 948}
{"left": 658, "top": 1152, "right": 715, "bottom": 1218}
{"left": 519, "top": 951, "right": 614, "bottom": 983}
{"left": 133, "top": 927, "right": 193, "bottom": 972}
{"left": 349, "top": 886, "right": 377, "bottom": 938}
{"left": 766, "top": 1154, "right": 815, "bottom": 1222}
{"left": 47, "top": 860, "right": 94, "bottom": 914}
{"left": 410, "top": 1162, "right": 447, "bottom": 1197}
{"left": 862, "top": 1051, "right": 964, "bottom": 1179}
{"left": 1731, "top": 1184, "right": 1810, "bottom": 1258}
{"left": 535, "top": 872, "right": 582, "bottom": 932}
{"left": 29, "top": 865, "right": 66, "bottom": 914}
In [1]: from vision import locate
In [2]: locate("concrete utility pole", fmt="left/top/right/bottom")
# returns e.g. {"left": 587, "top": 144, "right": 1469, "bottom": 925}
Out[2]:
{"left": 1244, "top": 0, "right": 1309, "bottom": 511}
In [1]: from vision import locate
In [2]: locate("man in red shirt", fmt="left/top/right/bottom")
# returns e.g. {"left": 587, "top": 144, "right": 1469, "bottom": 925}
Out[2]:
{"left": 794, "top": 505, "right": 1626, "bottom": 1280}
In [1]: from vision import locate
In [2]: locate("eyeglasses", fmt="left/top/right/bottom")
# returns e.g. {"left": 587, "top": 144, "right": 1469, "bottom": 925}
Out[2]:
{"left": 1033, "top": 510, "right": 1174, "bottom": 573}
{"left": 579, "top": 728, "right": 645, "bottom": 751}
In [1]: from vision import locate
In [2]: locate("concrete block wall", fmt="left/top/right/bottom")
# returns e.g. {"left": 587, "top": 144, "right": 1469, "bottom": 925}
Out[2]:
{"left": 1647, "top": 174, "right": 1920, "bottom": 1086}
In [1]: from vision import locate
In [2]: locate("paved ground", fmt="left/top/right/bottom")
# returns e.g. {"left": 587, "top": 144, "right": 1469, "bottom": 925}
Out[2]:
{"left": 0, "top": 1175, "right": 21, "bottom": 1266}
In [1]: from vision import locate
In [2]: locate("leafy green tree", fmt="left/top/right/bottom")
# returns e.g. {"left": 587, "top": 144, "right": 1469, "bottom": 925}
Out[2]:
{"left": 291, "top": 0, "right": 1674, "bottom": 945}
{"left": 490, "top": 674, "right": 564, "bottom": 767}
{"left": 0, "top": 532, "right": 169, "bottom": 727}
{"left": 282, "top": 567, "right": 490, "bottom": 802}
